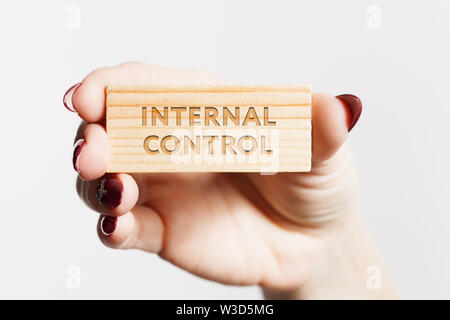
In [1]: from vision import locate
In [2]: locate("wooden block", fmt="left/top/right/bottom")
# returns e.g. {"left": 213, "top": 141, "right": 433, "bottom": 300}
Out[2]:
{"left": 106, "top": 85, "right": 311, "bottom": 173}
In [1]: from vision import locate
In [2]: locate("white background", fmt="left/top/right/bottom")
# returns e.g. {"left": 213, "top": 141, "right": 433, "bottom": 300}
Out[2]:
{"left": 0, "top": 0, "right": 449, "bottom": 299}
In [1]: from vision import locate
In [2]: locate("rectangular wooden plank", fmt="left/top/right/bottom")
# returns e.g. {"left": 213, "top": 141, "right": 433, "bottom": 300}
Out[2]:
{"left": 106, "top": 85, "right": 311, "bottom": 173}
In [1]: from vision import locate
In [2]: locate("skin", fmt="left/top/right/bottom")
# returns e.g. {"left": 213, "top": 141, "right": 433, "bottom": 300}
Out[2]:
{"left": 72, "top": 62, "right": 396, "bottom": 299}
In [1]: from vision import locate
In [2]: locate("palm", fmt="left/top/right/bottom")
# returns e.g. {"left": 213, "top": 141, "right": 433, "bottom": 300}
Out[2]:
{"left": 130, "top": 150, "right": 355, "bottom": 289}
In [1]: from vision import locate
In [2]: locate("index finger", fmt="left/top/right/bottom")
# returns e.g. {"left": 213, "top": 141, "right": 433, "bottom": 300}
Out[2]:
{"left": 71, "top": 66, "right": 116, "bottom": 123}
{"left": 68, "top": 62, "right": 227, "bottom": 123}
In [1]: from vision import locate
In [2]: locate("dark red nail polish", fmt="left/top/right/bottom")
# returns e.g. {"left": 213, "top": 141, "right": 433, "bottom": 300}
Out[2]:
{"left": 72, "top": 139, "right": 85, "bottom": 173}
{"left": 100, "top": 216, "right": 117, "bottom": 236}
{"left": 63, "top": 82, "right": 81, "bottom": 112}
{"left": 96, "top": 177, "right": 123, "bottom": 209}
{"left": 336, "top": 94, "right": 363, "bottom": 132}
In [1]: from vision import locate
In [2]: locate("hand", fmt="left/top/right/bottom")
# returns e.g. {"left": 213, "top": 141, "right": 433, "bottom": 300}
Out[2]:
{"left": 67, "top": 62, "right": 395, "bottom": 299}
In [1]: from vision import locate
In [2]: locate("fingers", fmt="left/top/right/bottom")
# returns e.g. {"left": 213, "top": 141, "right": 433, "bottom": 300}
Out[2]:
{"left": 67, "top": 62, "right": 361, "bottom": 164}
{"left": 73, "top": 121, "right": 138, "bottom": 216}
{"left": 97, "top": 207, "right": 165, "bottom": 252}
{"left": 72, "top": 122, "right": 109, "bottom": 181}
{"left": 68, "top": 62, "right": 228, "bottom": 123}
{"left": 71, "top": 66, "right": 115, "bottom": 122}
{"left": 77, "top": 173, "right": 139, "bottom": 216}
{"left": 311, "top": 93, "right": 362, "bottom": 162}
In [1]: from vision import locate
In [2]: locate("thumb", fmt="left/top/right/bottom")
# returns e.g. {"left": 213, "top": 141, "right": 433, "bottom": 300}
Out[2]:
{"left": 311, "top": 93, "right": 362, "bottom": 162}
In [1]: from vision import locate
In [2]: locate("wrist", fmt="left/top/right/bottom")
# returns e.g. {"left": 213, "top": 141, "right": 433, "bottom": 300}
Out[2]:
{"left": 262, "top": 215, "right": 396, "bottom": 299}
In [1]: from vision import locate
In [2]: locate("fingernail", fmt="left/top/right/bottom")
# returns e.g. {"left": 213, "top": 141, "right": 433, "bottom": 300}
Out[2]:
{"left": 63, "top": 82, "right": 81, "bottom": 112}
{"left": 100, "top": 215, "right": 117, "bottom": 236}
{"left": 336, "top": 94, "right": 363, "bottom": 132}
{"left": 72, "top": 139, "right": 85, "bottom": 173}
{"left": 96, "top": 177, "right": 123, "bottom": 209}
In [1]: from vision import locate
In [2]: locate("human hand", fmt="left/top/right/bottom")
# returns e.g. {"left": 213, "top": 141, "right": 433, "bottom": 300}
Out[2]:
{"left": 66, "top": 62, "right": 394, "bottom": 299}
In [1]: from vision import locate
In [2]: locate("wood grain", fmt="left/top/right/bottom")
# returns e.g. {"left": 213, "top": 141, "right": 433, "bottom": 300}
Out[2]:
{"left": 106, "top": 85, "right": 311, "bottom": 173}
